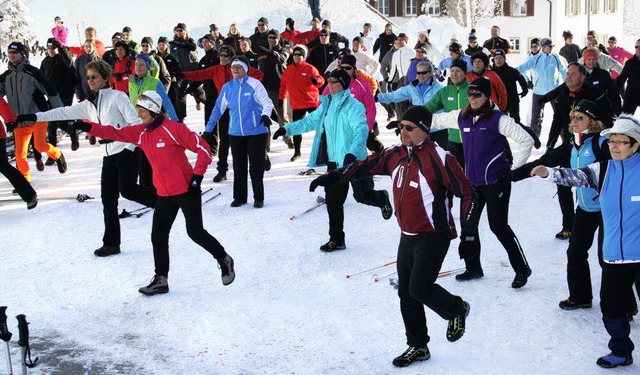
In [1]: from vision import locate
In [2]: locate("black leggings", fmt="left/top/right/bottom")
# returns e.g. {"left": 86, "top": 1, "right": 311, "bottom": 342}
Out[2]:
{"left": 151, "top": 190, "right": 227, "bottom": 276}
{"left": 292, "top": 107, "right": 315, "bottom": 155}
{"left": 0, "top": 139, "right": 36, "bottom": 202}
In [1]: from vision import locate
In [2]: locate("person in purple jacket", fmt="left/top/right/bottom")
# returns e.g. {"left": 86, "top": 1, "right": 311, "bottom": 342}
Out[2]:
{"left": 430, "top": 78, "right": 534, "bottom": 289}
{"left": 51, "top": 16, "right": 69, "bottom": 46}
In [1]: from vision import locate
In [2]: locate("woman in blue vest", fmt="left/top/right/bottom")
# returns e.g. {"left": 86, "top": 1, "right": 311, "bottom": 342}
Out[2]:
{"left": 532, "top": 115, "right": 640, "bottom": 368}
{"left": 430, "top": 78, "right": 534, "bottom": 289}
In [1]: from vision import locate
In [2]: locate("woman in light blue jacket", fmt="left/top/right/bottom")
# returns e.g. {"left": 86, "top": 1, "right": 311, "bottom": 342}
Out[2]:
{"left": 273, "top": 69, "right": 392, "bottom": 252}
{"left": 204, "top": 56, "right": 273, "bottom": 208}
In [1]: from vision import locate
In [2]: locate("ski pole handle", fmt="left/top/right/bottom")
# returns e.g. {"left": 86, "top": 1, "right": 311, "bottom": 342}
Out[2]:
{"left": 15, "top": 315, "right": 28, "bottom": 348}
{"left": 0, "top": 306, "right": 11, "bottom": 342}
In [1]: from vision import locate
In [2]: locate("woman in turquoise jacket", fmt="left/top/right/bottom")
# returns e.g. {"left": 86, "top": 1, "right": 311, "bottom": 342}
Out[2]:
{"left": 532, "top": 114, "right": 640, "bottom": 369}
{"left": 273, "top": 69, "right": 392, "bottom": 251}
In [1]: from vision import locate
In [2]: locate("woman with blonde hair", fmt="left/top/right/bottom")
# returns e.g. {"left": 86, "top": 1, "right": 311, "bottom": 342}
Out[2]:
{"left": 224, "top": 24, "right": 243, "bottom": 52}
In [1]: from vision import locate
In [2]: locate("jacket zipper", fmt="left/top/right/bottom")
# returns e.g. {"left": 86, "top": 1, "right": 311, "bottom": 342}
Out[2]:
{"left": 619, "top": 161, "right": 624, "bottom": 260}
{"left": 237, "top": 80, "right": 244, "bottom": 136}
{"left": 398, "top": 153, "right": 412, "bottom": 226}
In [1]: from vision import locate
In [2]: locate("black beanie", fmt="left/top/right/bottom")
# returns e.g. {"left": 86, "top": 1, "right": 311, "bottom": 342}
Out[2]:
{"left": 471, "top": 51, "right": 489, "bottom": 67}
{"left": 341, "top": 54, "right": 357, "bottom": 68}
{"left": 268, "top": 29, "right": 280, "bottom": 39}
{"left": 468, "top": 78, "right": 491, "bottom": 98}
{"left": 401, "top": 106, "right": 433, "bottom": 133}
{"left": 329, "top": 69, "right": 351, "bottom": 90}
{"left": 574, "top": 99, "right": 600, "bottom": 120}
{"left": 258, "top": 17, "right": 268, "bottom": 25}
{"left": 451, "top": 58, "right": 468, "bottom": 73}
{"left": 141, "top": 36, "right": 153, "bottom": 46}
{"left": 157, "top": 36, "right": 169, "bottom": 44}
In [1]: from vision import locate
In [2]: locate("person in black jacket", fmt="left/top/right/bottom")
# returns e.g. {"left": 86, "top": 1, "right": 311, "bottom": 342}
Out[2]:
{"left": 616, "top": 38, "right": 640, "bottom": 114}
{"left": 373, "top": 23, "right": 396, "bottom": 63}
{"left": 482, "top": 26, "right": 510, "bottom": 55}
{"left": 39, "top": 37, "right": 79, "bottom": 153}
{"left": 250, "top": 17, "right": 270, "bottom": 51}
{"left": 583, "top": 47, "right": 622, "bottom": 115}
{"left": 305, "top": 19, "right": 349, "bottom": 51}
{"left": 491, "top": 49, "right": 528, "bottom": 124}
{"left": 156, "top": 36, "right": 184, "bottom": 121}
{"left": 196, "top": 34, "right": 220, "bottom": 155}
{"left": 581, "top": 30, "right": 609, "bottom": 56}
{"left": 239, "top": 38, "right": 259, "bottom": 68}
{"left": 306, "top": 29, "right": 339, "bottom": 86}
{"left": 539, "top": 63, "right": 614, "bottom": 239}
{"left": 465, "top": 29, "right": 483, "bottom": 56}
{"left": 558, "top": 30, "right": 581, "bottom": 63}
{"left": 169, "top": 23, "right": 201, "bottom": 120}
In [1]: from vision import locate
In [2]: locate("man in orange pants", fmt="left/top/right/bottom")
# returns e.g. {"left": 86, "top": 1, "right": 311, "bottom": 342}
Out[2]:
{"left": 0, "top": 42, "right": 67, "bottom": 181}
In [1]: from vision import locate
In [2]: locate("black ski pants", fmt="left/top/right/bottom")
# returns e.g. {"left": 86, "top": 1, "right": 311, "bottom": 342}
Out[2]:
{"left": 397, "top": 232, "right": 465, "bottom": 348}
{"left": 566, "top": 208, "right": 603, "bottom": 304}
{"left": 216, "top": 110, "right": 230, "bottom": 174}
{"left": 151, "top": 190, "right": 227, "bottom": 277}
{"left": 0, "top": 139, "right": 36, "bottom": 202}
{"left": 601, "top": 262, "right": 640, "bottom": 358}
{"left": 204, "top": 97, "right": 218, "bottom": 156}
{"left": 292, "top": 108, "right": 315, "bottom": 156}
{"left": 101, "top": 150, "right": 157, "bottom": 246}
{"left": 324, "top": 162, "right": 387, "bottom": 243}
{"left": 229, "top": 133, "right": 267, "bottom": 204}
{"left": 458, "top": 180, "right": 529, "bottom": 273}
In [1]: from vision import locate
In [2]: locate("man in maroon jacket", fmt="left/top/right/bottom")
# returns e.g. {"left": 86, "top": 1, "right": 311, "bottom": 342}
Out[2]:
{"left": 310, "top": 106, "right": 480, "bottom": 368}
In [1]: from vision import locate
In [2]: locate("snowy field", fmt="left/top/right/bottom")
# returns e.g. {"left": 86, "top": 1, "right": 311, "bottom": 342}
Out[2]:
{"left": 1, "top": 93, "right": 639, "bottom": 374}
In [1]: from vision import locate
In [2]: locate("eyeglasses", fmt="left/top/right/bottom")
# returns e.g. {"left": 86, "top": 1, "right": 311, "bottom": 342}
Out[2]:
{"left": 292, "top": 53, "right": 303, "bottom": 56}
{"left": 468, "top": 92, "right": 483, "bottom": 98}
{"left": 416, "top": 71, "right": 431, "bottom": 75}
{"left": 400, "top": 124, "right": 417, "bottom": 132}
{"left": 570, "top": 115, "right": 586, "bottom": 122}
{"left": 609, "top": 140, "right": 632, "bottom": 146}
{"left": 268, "top": 36, "right": 278, "bottom": 39}
{"left": 327, "top": 79, "right": 340, "bottom": 84}
{"left": 340, "top": 66, "right": 353, "bottom": 71}
{"left": 219, "top": 54, "right": 230, "bottom": 58}
{"left": 86, "top": 74, "right": 99, "bottom": 80}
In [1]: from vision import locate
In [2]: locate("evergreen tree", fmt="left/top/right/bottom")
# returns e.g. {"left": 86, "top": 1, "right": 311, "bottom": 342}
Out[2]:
{"left": 0, "top": 0, "right": 34, "bottom": 47}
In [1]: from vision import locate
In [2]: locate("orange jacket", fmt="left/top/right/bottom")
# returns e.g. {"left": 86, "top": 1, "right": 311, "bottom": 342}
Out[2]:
{"left": 110, "top": 56, "right": 133, "bottom": 93}
{"left": 69, "top": 39, "right": 106, "bottom": 57}
{"left": 279, "top": 60, "right": 324, "bottom": 110}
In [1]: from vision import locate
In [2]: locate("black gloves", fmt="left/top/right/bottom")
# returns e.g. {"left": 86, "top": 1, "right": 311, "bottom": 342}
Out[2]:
{"left": 16, "top": 114, "right": 36, "bottom": 123}
{"left": 73, "top": 120, "right": 93, "bottom": 133}
{"left": 201, "top": 131, "right": 213, "bottom": 143}
{"left": 343, "top": 153, "right": 357, "bottom": 166}
{"left": 4, "top": 122, "right": 17, "bottom": 132}
{"left": 189, "top": 174, "right": 203, "bottom": 193}
{"left": 174, "top": 71, "right": 185, "bottom": 80}
{"left": 309, "top": 171, "right": 342, "bottom": 192}
{"left": 386, "top": 120, "right": 401, "bottom": 136}
{"left": 374, "top": 93, "right": 379, "bottom": 102}
{"left": 311, "top": 76, "right": 318, "bottom": 85}
{"left": 460, "top": 231, "right": 476, "bottom": 242}
{"left": 527, "top": 81, "right": 533, "bottom": 90}
{"left": 519, "top": 87, "right": 529, "bottom": 98}
{"left": 273, "top": 127, "right": 286, "bottom": 140}
{"left": 260, "top": 115, "right": 272, "bottom": 127}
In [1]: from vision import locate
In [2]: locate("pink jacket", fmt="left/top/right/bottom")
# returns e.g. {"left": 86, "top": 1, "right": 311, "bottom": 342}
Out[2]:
{"left": 607, "top": 46, "right": 633, "bottom": 79}
{"left": 51, "top": 26, "right": 69, "bottom": 46}
{"left": 322, "top": 76, "right": 376, "bottom": 131}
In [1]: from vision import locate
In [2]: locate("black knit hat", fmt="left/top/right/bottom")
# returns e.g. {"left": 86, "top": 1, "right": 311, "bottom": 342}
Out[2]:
{"left": 468, "top": 77, "right": 491, "bottom": 98}
{"left": 114, "top": 40, "right": 130, "bottom": 52}
{"left": 322, "top": 19, "right": 331, "bottom": 28}
{"left": 219, "top": 45, "right": 235, "bottom": 56}
{"left": 562, "top": 30, "right": 573, "bottom": 40}
{"left": 209, "top": 24, "right": 218, "bottom": 32}
{"left": 267, "top": 29, "right": 280, "bottom": 38}
{"left": 286, "top": 17, "right": 295, "bottom": 27}
{"left": 329, "top": 69, "right": 351, "bottom": 90}
{"left": 468, "top": 28, "right": 477, "bottom": 43}
{"left": 174, "top": 23, "right": 187, "bottom": 31}
{"left": 338, "top": 48, "right": 352, "bottom": 57}
{"left": 494, "top": 49, "right": 506, "bottom": 58}
{"left": 258, "top": 17, "right": 268, "bottom": 25}
{"left": 141, "top": 36, "right": 153, "bottom": 46}
{"left": 471, "top": 51, "right": 489, "bottom": 67}
{"left": 46, "top": 38, "right": 62, "bottom": 49}
{"left": 401, "top": 106, "right": 433, "bottom": 133}
{"left": 451, "top": 58, "right": 468, "bottom": 73}
{"left": 201, "top": 34, "right": 215, "bottom": 44}
{"left": 8, "top": 42, "right": 25, "bottom": 55}
{"left": 574, "top": 99, "right": 600, "bottom": 120}
{"left": 530, "top": 38, "right": 540, "bottom": 47}
{"left": 448, "top": 42, "right": 462, "bottom": 55}
{"left": 157, "top": 36, "right": 169, "bottom": 44}
{"left": 292, "top": 44, "right": 308, "bottom": 59}
{"left": 341, "top": 54, "right": 357, "bottom": 68}
{"left": 111, "top": 32, "right": 123, "bottom": 40}
{"left": 122, "top": 26, "right": 132, "bottom": 33}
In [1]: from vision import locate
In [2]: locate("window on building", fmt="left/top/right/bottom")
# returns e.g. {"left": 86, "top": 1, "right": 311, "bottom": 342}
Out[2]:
{"left": 426, "top": 0, "right": 441, "bottom": 15}
{"left": 378, "top": 0, "right": 389, "bottom": 15}
{"left": 605, "top": 0, "right": 617, "bottom": 13}
{"left": 406, "top": 0, "right": 417, "bottom": 16}
{"left": 565, "top": 0, "right": 580, "bottom": 15}
{"left": 513, "top": 0, "right": 528, "bottom": 16}
{"left": 509, "top": 38, "right": 521, "bottom": 53}
{"left": 589, "top": 0, "right": 599, "bottom": 13}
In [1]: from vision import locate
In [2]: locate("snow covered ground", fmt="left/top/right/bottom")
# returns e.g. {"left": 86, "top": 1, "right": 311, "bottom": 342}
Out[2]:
{"left": 1, "top": 92, "right": 639, "bottom": 374}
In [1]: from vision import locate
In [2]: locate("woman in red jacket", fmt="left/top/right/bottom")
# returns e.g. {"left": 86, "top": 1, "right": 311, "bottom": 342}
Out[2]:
{"left": 1, "top": 97, "right": 37, "bottom": 209}
{"left": 76, "top": 90, "right": 235, "bottom": 295}
{"left": 278, "top": 45, "right": 324, "bottom": 161}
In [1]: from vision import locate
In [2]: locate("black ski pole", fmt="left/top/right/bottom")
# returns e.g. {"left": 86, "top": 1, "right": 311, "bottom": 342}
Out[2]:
{"left": 15, "top": 315, "right": 37, "bottom": 374}
{"left": 0, "top": 306, "right": 13, "bottom": 375}
{"left": 203, "top": 192, "right": 221, "bottom": 205}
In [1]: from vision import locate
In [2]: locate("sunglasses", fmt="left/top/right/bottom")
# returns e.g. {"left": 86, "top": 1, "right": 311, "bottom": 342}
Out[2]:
{"left": 609, "top": 140, "right": 632, "bottom": 146}
{"left": 468, "top": 92, "right": 483, "bottom": 98}
{"left": 219, "top": 54, "right": 230, "bottom": 57}
{"left": 175, "top": 29, "right": 184, "bottom": 32}
{"left": 416, "top": 71, "right": 431, "bottom": 75}
{"left": 86, "top": 74, "right": 100, "bottom": 80}
{"left": 341, "top": 66, "right": 353, "bottom": 71}
{"left": 327, "top": 79, "right": 340, "bottom": 84}
{"left": 400, "top": 124, "right": 417, "bottom": 132}
{"left": 570, "top": 115, "right": 586, "bottom": 121}
{"left": 268, "top": 36, "right": 278, "bottom": 39}
{"left": 320, "top": 34, "right": 329, "bottom": 37}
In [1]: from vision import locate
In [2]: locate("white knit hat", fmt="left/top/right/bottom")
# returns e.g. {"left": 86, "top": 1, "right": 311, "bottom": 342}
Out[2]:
{"left": 136, "top": 91, "right": 162, "bottom": 114}
{"left": 601, "top": 114, "right": 640, "bottom": 143}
